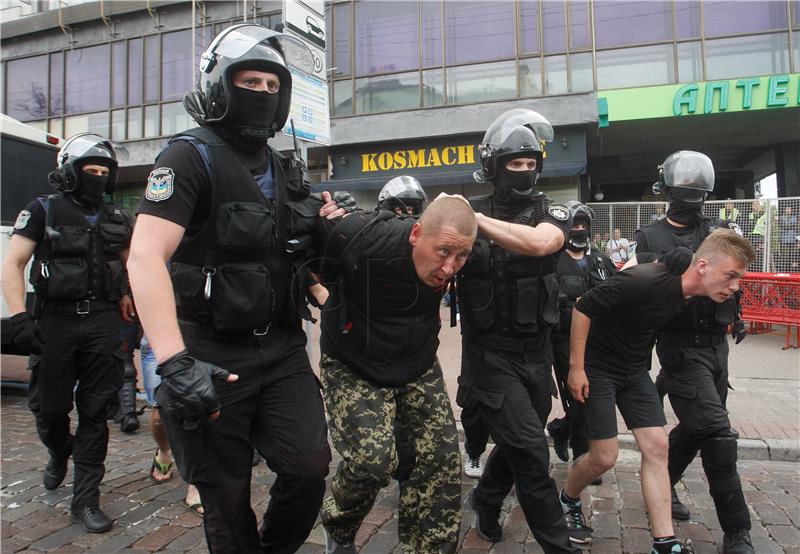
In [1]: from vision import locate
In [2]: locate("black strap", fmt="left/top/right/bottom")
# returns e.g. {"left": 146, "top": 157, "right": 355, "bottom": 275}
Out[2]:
{"left": 657, "top": 331, "right": 726, "bottom": 347}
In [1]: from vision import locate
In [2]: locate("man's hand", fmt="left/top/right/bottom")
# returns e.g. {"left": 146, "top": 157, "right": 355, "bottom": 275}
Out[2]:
{"left": 155, "top": 350, "right": 238, "bottom": 430}
{"left": 319, "top": 191, "right": 356, "bottom": 219}
{"left": 9, "top": 312, "right": 44, "bottom": 355}
{"left": 119, "top": 294, "right": 136, "bottom": 323}
{"left": 731, "top": 319, "right": 747, "bottom": 344}
{"left": 568, "top": 367, "right": 590, "bottom": 403}
{"left": 435, "top": 192, "right": 472, "bottom": 208}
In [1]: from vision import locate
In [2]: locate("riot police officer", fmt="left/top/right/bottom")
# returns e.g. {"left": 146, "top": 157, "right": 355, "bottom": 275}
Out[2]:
{"left": 547, "top": 202, "right": 616, "bottom": 468}
{"left": 128, "top": 25, "right": 335, "bottom": 553}
{"left": 2, "top": 133, "right": 133, "bottom": 533}
{"left": 377, "top": 175, "right": 428, "bottom": 216}
{"left": 456, "top": 109, "right": 582, "bottom": 552}
{"left": 635, "top": 151, "right": 753, "bottom": 554}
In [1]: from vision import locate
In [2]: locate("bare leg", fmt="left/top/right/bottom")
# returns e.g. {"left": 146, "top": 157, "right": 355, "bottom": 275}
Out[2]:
{"left": 149, "top": 409, "right": 173, "bottom": 479}
{"left": 632, "top": 426, "right": 673, "bottom": 538}
{"left": 564, "top": 437, "right": 618, "bottom": 499}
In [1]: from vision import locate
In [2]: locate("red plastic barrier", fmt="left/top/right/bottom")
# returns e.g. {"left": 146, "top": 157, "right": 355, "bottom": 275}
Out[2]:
{"left": 739, "top": 272, "right": 800, "bottom": 349}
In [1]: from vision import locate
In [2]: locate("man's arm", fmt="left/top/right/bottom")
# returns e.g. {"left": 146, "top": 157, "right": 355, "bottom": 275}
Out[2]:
{"left": 126, "top": 215, "right": 186, "bottom": 364}
{"left": 2, "top": 235, "right": 36, "bottom": 315}
{"left": 475, "top": 214, "right": 565, "bottom": 257}
{"left": 568, "top": 308, "right": 591, "bottom": 403}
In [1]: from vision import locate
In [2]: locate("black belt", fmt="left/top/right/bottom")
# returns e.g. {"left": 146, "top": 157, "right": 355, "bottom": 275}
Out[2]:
{"left": 657, "top": 332, "right": 726, "bottom": 347}
{"left": 178, "top": 319, "right": 272, "bottom": 344}
{"left": 469, "top": 331, "right": 546, "bottom": 353}
{"left": 40, "top": 299, "right": 117, "bottom": 316}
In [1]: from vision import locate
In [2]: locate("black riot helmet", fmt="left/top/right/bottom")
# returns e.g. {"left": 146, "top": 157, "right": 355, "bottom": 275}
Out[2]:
{"left": 564, "top": 200, "right": 594, "bottom": 252}
{"left": 474, "top": 109, "right": 554, "bottom": 188}
{"left": 48, "top": 133, "right": 125, "bottom": 196}
{"left": 653, "top": 150, "right": 715, "bottom": 226}
{"left": 183, "top": 24, "right": 312, "bottom": 139}
{"left": 377, "top": 175, "right": 428, "bottom": 216}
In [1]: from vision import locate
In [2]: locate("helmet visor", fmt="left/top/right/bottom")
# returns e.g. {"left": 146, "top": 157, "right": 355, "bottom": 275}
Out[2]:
{"left": 206, "top": 24, "right": 314, "bottom": 74}
{"left": 59, "top": 134, "right": 126, "bottom": 166}
{"left": 482, "top": 108, "right": 554, "bottom": 147}
{"left": 663, "top": 151, "right": 714, "bottom": 191}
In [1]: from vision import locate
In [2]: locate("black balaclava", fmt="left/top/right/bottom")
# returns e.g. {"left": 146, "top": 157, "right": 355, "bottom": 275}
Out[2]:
{"left": 566, "top": 226, "right": 590, "bottom": 252}
{"left": 74, "top": 163, "right": 110, "bottom": 206}
{"left": 667, "top": 187, "right": 706, "bottom": 226}
{"left": 493, "top": 164, "right": 537, "bottom": 203}
{"left": 232, "top": 86, "right": 280, "bottom": 140}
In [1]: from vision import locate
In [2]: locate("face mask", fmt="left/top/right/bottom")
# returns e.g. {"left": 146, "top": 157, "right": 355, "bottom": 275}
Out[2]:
{"left": 667, "top": 188, "right": 706, "bottom": 226}
{"left": 494, "top": 166, "right": 537, "bottom": 200}
{"left": 233, "top": 87, "right": 279, "bottom": 131}
{"left": 567, "top": 229, "right": 589, "bottom": 252}
{"left": 75, "top": 173, "right": 109, "bottom": 205}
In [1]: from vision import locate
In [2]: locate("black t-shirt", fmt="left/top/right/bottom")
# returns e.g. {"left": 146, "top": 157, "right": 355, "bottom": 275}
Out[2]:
{"left": 12, "top": 196, "right": 102, "bottom": 245}
{"left": 575, "top": 262, "right": 685, "bottom": 374}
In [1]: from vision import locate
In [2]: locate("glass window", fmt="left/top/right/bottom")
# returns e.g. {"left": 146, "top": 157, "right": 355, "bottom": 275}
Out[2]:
{"left": 542, "top": 1, "right": 566, "bottom": 53}
{"left": 544, "top": 55, "right": 567, "bottom": 95}
{"left": 422, "top": 68, "right": 445, "bottom": 107}
{"left": 333, "top": 2, "right": 351, "bottom": 76}
{"left": 703, "top": 1, "right": 788, "bottom": 37}
{"left": 64, "top": 111, "right": 109, "bottom": 138}
{"left": 675, "top": 0, "right": 701, "bottom": 38}
{"left": 161, "top": 101, "right": 193, "bottom": 136}
{"left": 355, "top": 2, "right": 419, "bottom": 76}
{"left": 705, "top": 33, "right": 789, "bottom": 80}
{"left": 570, "top": 0, "right": 591, "bottom": 50}
{"left": 793, "top": 31, "right": 800, "bottom": 72}
{"left": 65, "top": 45, "right": 110, "bottom": 115}
{"left": 570, "top": 52, "right": 593, "bottom": 91}
{"left": 677, "top": 41, "right": 703, "bottom": 82}
{"left": 355, "top": 72, "right": 419, "bottom": 114}
{"left": 144, "top": 105, "right": 159, "bottom": 137}
{"left": 594, "top": 1, "right": 672, "bottom": 49}
{"left": 520, "top": 0, "right": 540, "bottom": 54}
{"left": 793, "top": 0, "right": 800, "bottom": 28}
{"left": 144, "top": 35, "right": 160, "bottom": 103}
{"left": 111, "top": 42, "right": 126, "bottom": 108}
{"left": 49, "top": 118, "right": 63, "bottom": 138}
{"left": 596, "top": 44, "right": 675, "bottom": 89}
{"left": 50, "top": 52, "right": 63, "bottom": 117}
{"left": 0, "top": 61, "right": 4, "bottom": 114}
{"left": 6, "top": 55, "right": 48, "bottom": 121}
{"left": 162, "top": 30, "right": 192, "bottom": 102}
{"left": 333, "top": 80, "right": 353, "bottom": 116}
{"left": 128, "top": 39, "right": 143, "bottom": 105}
{"left": 111, "top": 109, "right": 125, "bottom": 140}
{"left": 445, "top": 1, "right": 515, "bottom": 65}
{"left": 446, "top": 60, "right": 516, "bottom": 104}
{"left": 519, "top": 57, "right": 542, "bottom": 96}
{"left": 421, "top": 0, "right": 442, "bottom": 67}
{"left": 26, "top": 121, "right": 47, "bottom": 132}
{"left": 127, "top": 107, "right": 143, "bottom": 139}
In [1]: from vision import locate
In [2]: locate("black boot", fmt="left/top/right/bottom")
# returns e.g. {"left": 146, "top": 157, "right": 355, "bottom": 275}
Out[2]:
{"left": 547, "top": 418, "right": 570, "bottom": 462}
{"left": 671, "top": 488, "right": 690, "bottom": 521}
{"left": 120, "top": 413, "right": 140, "bottom": 434}
{"left": 43, "top": 453, "right": 69, "bottom": 490}
{"left": 468, "top": 488, "right": 502, "bottom": 543}
{"left": 72, "top": 506, "right": 113, "bottom": 533}
{"left": 723, "top": 529, "right": 754, "bottom": 554}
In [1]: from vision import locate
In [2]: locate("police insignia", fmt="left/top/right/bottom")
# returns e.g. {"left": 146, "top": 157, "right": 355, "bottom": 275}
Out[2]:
{"left": 145, "top": 168, "right": 175, "bottom": 202}
{"left": 549, "top": 205, "right": 569, "bottom": 221}
{"left": 14, "top": 210, "right": 31, "bottom": 230}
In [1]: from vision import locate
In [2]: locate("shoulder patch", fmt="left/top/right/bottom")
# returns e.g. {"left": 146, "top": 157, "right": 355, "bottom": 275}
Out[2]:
{"left": 14, "top": 210, "right": 31, "bottom": 230}
{"left": 145, "top": 168, "right": 175, "bottom": 202}
{"left": 549, "top": 205, "right": 569, "bottom": 221}
{"left": 727, "top": 222, "right": 743, "bottom": 237}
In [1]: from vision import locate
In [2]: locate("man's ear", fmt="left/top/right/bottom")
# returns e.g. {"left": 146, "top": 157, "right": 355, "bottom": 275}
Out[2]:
{"left": 696, "top": 258, "right": 709, "bottom": 276}
{"left": 409, "top": 222, "right": 422, "bottom": 247}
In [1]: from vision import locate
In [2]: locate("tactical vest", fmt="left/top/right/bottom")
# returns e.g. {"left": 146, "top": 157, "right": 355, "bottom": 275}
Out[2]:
{"left": 30, "top": 195, "right": 131, "bottom": 302}
{"left": 168, "top": 127, "right": 312, "bottom": 334}
{"left": 556, "top": 247, "right": 612, "bottom": 334}
{"left": 638, "top": 217, "right": 736, "bottom": 335}
{"left": 457, "top": 195, "right": 559, "bottom": 341}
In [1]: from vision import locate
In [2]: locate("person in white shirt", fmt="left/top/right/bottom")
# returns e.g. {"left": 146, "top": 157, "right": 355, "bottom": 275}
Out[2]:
{"left": 606, "top": 228, "right": 630, "bottom": 263}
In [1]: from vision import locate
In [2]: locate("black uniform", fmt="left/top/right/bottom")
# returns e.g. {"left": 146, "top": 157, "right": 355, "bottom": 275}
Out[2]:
{"left": 138, "top": 126, "right": 331, "bottom": 554}
{"left": 635, "top": 217, "right": 751, "bottom": 534}
{"left": 550, "top": 247, "right": 616, "bottom": 457}
{"left": 457, "top": 195, "right": 577, "bottom": 554}
{"left": 14, "top": 194, "right": 131, "bottom": 513}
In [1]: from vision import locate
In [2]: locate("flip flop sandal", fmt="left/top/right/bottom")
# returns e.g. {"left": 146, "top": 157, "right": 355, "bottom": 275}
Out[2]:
{"left": 183, "top": 499, "right": 204, "bottom": 517}
{"left": 149, "top": 450, "right": 174, "bottom": 483}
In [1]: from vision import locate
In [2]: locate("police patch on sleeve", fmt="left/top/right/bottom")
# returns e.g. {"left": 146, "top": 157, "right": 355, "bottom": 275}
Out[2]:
{"left": 548, "top": 205, "right": 569, "bottom": 221}
{"left": 14, "top": 210, "right": 31, "bottom": 230}
{"left": 145, "top": 168, "right": 175, "bottom": 202}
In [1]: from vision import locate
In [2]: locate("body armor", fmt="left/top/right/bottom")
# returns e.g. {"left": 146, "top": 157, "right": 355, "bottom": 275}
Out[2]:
{"left": 556, "top": 247, "right": 612, "bottom": 335}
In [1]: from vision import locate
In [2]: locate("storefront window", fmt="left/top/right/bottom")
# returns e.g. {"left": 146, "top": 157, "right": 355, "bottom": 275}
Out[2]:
{"left": 50, "top": 52, "right": 63, "bottom": 117}
{"left": 127, "top": 107, "right": 143, "bottom": 140}
{"left": 333, "top": 2, "right": 351, "bottom": 77}
{"left": 111, "top": 109, "right": 125, "bottom": 141}
{"left": 793, "top": 0, "right": 800, "bottom": 28}
{"left": 519, "top": 0, "right": 539, "bottom": 54}
{"left": 161, "top": 101, "right": 193, "bottom": 136}
{"left": 162, "top": 30, "right": 192, "bottom": 101}
{"left": 542, "top": 1, "right": 566, "bottom": 53}
{"left": 594, "top": 1, "right": 672, "bottom": 49}
{"left": 445, "top": 1, "right": 515, "bottom": 65}
{"left": 422, "top": 69, "right": 445, "bottom": 107}
{"left": 64, "top": 111, "right": 109, "bottom": 138}
{"left": 6, "top": 55, "right": 48, "bottom": 121}
{"left": 793, "top": 32, "right": 800, "bottom": 72}
{"left": 705, "top": 33, "right": 789, "bottom": 80}
{"left": 519, "top": 57, "right": 542, "bottom": 97}
{"left": 128, "top": 39, "right": 143, "bottom": 106}
{"left": 65, "top": 45, "right": 110, "bottom": 115}
{"left": 421, "top": 0, "right": 442, "bottom": 67}
{"left": 596, "top": 43, "right": 674, "bottom": 89}
{"left": 544, "top": 55, "right": 567, "bottom": 95}
{"left": 677, "top": 41, "right": 703, "bottom": 83}
{"left": 570, "top": 0, "right": 591, "bottom": 50}
{"left": 333, "top": 79, "right": 353, "bottom": 116}
{"left": 355, "top": 1, "right": 418, "bottom": 76}
{"left": 675, "top": 0, "right": 701, "bottom": 39}
{"left": 570, "top": 52, "right": 593, "bottom": 92}
{"left": 111, "top": 42, "right": 126, "bottom": 108}
{"left": 355, "top": 72, "right": 420, "bottom": 114}
{"left": 703, "top": 1, "right": 788, "bottom": 37}
{"left": 144, "top": 35, "right": 160, "bottom": 103}
{"left": 144, "top": 105, "right": 159, "bottom": 137}
{"left": 446, "top": 60, "right": 516, "bottom": 104}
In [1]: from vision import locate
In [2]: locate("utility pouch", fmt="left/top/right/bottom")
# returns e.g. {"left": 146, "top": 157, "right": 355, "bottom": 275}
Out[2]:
{"left": 216, "top": 202, "right": 273, "bottom": 252}
{"left": 460, "top": 278, "right": 494, "bottom": 329}
{"left": 50, "top": 227, "right": 90, "bottom": 256}
{"left": 211, "top": 263, "right": 272, "bottom": 332}
{"left": 46, "top": 257, "right": 89, "bottom": 299}
{"left": 512, "top": 276, "right": 540, "bottom": 333}
{"left": 98, "top": 223, "right": 131, "bottom": 254}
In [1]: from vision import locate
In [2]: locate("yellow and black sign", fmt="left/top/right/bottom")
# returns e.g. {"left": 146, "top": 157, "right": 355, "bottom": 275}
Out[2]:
{"left": 360, "top": 145, "right": 476, "bottom": 173}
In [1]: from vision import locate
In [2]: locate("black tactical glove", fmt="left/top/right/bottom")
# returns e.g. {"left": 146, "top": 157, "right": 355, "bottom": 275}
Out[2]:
{"left": 731, "top": 319, "right": 747, "bottom": 344}
{"left": 9, "top": 312, "right": 44, "bottom": 355}
{"left": 333, "top": 192, "right": 358, "bottom": 214}
{"left": 659, "top": 246, "right": 693, "bottom": 276}
{"left": 155, "top": 349, "right": 231, "bottom": 431}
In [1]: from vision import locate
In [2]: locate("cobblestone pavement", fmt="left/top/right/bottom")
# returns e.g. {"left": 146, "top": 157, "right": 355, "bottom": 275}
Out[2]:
{"left": 2, "top": 392, "right": 799, "bottom": 554}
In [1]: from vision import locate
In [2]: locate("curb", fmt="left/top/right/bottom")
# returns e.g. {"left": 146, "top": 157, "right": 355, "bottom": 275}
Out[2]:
{"left": 455, "top": 423, "right": 800, "bottom": 463}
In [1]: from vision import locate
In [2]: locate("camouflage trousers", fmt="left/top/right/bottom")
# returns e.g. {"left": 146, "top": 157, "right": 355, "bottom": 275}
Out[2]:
{"left": 319, "top": 355, "right": 462, "bottom": 554}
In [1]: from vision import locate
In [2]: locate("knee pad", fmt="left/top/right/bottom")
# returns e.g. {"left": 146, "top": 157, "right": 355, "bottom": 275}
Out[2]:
{"left": 122, "top": 359, "right": 137, "bottom": 381}
{"left": 701, "top": 433, "right": 740, "bottom": 494}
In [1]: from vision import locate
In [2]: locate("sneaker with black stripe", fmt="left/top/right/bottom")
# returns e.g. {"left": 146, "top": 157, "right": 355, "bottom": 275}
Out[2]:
{"left": 560, "top": 490, "right": 592, "bottom": 544}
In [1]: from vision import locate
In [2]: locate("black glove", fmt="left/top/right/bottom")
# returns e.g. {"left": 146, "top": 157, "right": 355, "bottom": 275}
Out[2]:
{"left": 659, "top": 246, "right": 693, "bottom": 276}
{"left": 731, "top": 319, "right": 747, "bottom": 344}
{"left": 155, "top": 350, "right": 231, "bottom": 431}
{"left": 9, "top": 312, "right": 44, "bottom": 355}
{"left": 333, "top": 192, "right": 358, "bottom": 214}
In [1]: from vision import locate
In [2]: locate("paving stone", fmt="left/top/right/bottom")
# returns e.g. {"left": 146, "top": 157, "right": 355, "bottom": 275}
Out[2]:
{"left": 131, "top": 525, "right": 187, "bottom": 551}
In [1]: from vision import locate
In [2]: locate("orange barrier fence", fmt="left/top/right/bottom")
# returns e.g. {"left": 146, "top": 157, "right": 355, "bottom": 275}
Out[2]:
{"left": 739, "top": 272, "right": 800, "bottom": 349}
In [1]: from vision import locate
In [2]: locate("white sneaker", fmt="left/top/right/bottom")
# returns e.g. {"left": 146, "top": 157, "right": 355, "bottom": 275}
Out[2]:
{"left": 325, "top": 529, "right": 356, "bottom": 554}
{"left": 464, "top": 455, "right": 483, "bottom": 478}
